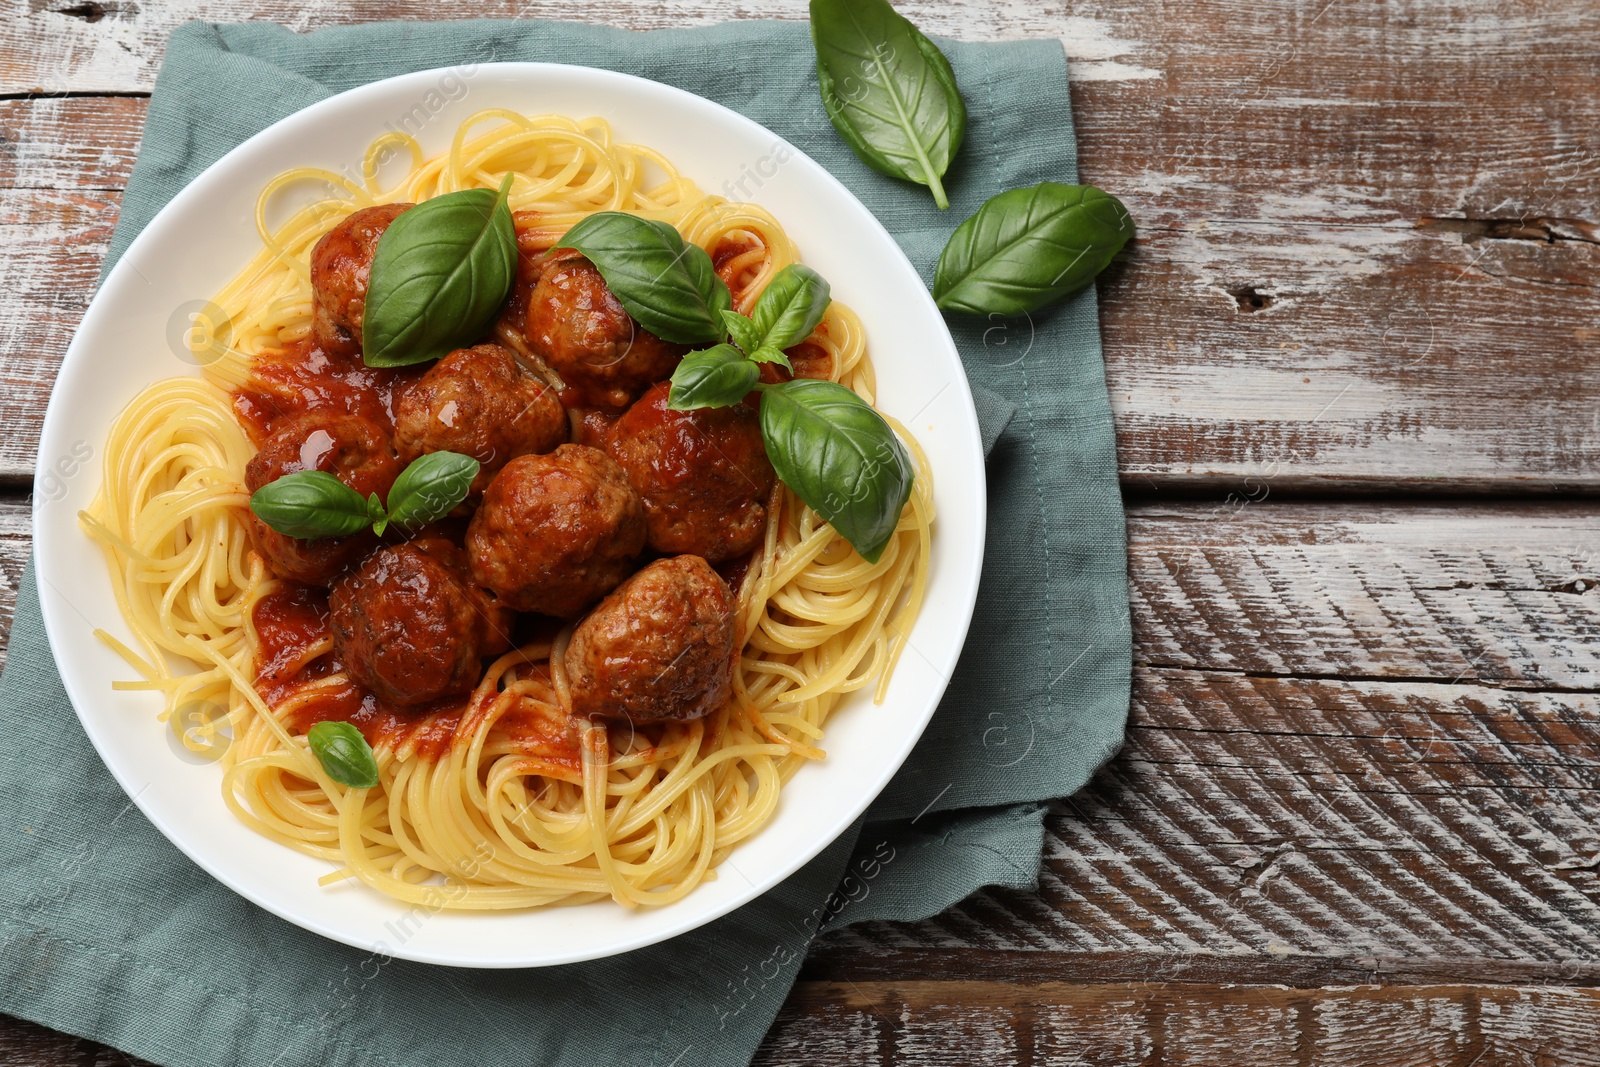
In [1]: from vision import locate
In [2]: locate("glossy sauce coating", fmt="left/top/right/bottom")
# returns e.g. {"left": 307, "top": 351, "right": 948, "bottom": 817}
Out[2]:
{"left": 606, "top": 381, "right": 775, "bottom": 564}
{"left": 564, "top": 555, "right": 736, "bottom": 724}
{"left": 310, "top": 203, "right": 413, "bottom": 358}
{"left": 243, "top": 411, "right": 402, "bottom": 585}
{"left": 253, "top": 582, "right": 577, "bottom": 769}
{"left": 233, "top": 338, "right": 426, "bottom": 446}
{"left": 394, "top": 343, "right": 567, "bottom": 497}
{"left": 330, "top": 539, "right": 514, "bottom": 707}
{"left": 466, "top": 444, "right": 646, "bottom": 618}
{"left": 525, "top": 248, "right": 687, "bottom": 411}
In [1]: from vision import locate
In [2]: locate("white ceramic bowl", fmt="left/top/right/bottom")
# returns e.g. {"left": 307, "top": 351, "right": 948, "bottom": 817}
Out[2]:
{"left": 34, "top": 63, "right": 984, "bottom": 968}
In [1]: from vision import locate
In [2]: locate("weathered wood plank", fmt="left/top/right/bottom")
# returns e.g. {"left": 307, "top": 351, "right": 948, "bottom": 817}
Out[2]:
{"left": 0, "top": 499, "right": 33, "bottom": 667}
{"left": 1, "top": 0, "right": 1597, "bottom": 489}
{"left": 755, "top": 982, "right": 1600, "bottom": 1066}
{"left": 8, "top": 981, "right": 1600, "bottom": 1067}
{"left": 822, "top": 502, "right": 1600, "bottom": 975}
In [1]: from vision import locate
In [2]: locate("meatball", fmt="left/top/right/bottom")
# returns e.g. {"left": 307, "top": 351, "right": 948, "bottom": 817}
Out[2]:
{"left": 564, "top": 556, "right": 736, "bottom": 724}
{"left": 466, "top": 445, "right": 645, "bottom": 618}
{"left": 605, "top": 381, "right": 775, "bottom": 564}
{"left": 310, "top": 203, "right": 412, "bottom": 358}
{"left": 393, "top": 343, "right": 567, "bottom": 496}
{"left": 526, "top": 248, "right": 687, "bottom": 410}
{"left": 330, "top": 539, "right": 513, "bottom": 707}
{"left": 245, "top": 413, "right": 402, "bottom": 585}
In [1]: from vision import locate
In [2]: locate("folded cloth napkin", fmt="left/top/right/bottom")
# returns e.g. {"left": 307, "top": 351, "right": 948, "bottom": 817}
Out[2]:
{"left": 0, "top": 18, "right": 1129, "bottom": 1067}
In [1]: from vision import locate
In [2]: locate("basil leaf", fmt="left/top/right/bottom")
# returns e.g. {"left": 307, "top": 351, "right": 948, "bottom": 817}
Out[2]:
{"left": 934, "top": 183, "right": 1134, "bottom": 316}
{"left": 811, "top": 0, "right": 966, "bottom": 209}
{"left": 759, "top": 379, "right": 913, "bottom": 563}
{"left": 748, "top": 345, "right": 794, "bottom": 372}
{"left": 385, "top": 450, "right": 480, "bottom": 529}
{"left": 250, "top": 471, "right": 374, "bottom": 540}
{"left": 560, "top": 212, "right": 732, "bottom": 345}
{"left": 749, "top": 264, "right": 831, "bottom": 352}
{"left": 307, "top": 720, "right": 379, "bottom": 789}
{"left": 721, "top": 309, "right": 763, "bottom": 354}
{"left": 668, "top": 345, "right": 762, "bottom": 410}
{"left": 367, "top": 493, "right": 388, "bottom": 538}
{"left": 362, "top": 175, "right": 517, "bottom": 368}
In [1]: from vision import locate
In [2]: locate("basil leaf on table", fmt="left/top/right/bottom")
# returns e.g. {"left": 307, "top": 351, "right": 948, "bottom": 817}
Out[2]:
{"left": 748, "top": 263, "right": 831, "bottom": 353}
{"left": 250, "top": 471, "right": 374, "bottom": 539}
{"left": 668, "top": 345, "right": 762, "bottom": 410}
{"left": 934, "top": 183, "right": 1134, "bottom": 316}
{"left": 385, "top": 451, "right": 480, "bottom": 531}
{"left": 560, "top": 212, "right": 732, "bottom": 345}
{"left": 810, "top": 0, "right": 966, "bottom": 209}
{"left": 759, "top": 379, "right": 914, "bottom": 563}
{"left": 307, "top": 720, "right": 379, "bottom": 789}
{"left": 362, "top": 174, "right": 518, "bottom": 368}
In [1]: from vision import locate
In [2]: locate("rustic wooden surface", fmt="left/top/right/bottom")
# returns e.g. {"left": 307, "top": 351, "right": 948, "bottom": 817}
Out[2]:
{"left": 2, "top": 0, "right": 1598, "bottom": 1063}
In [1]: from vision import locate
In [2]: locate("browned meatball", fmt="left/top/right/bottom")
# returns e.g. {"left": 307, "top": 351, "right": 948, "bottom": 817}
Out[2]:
{"left": 606, "top": 381, "right": 775, "bottom": 564}
{"left": 466, "top": 445, "right": 645, "bottom": 618}
{"left": 394, "top": 343, "right": 567, "bottom": 496}
{"left": 330, "top": 539, "right": 513, "bottom": 707}
{"left": 310, "top": 203, "right": 412, "bottom": 358}
{"left": 526, "top": 248, "right": 687, "bottom": 410}
{"left": 564, "top": 556, "right": 736, "bottom": 723}
{"left": 245, "top": 413, "right": 402, "bottom": 585}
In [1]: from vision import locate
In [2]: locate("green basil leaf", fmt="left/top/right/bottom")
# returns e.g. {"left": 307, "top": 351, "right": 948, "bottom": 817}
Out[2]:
{"left": 384, "top": 450, "right": 480, "bottom": 529}
{"left": 747, "top": 344, "right": 794, "bottom": 372}
{"left": 362, "top": 175, "right": 518, "bottom": 368}
{"left": 811, "top": 0, "right": 966, "bottom": 209}
{"left": 560, "top": 212, "right": 732, "bottom": 345}
{"left": 249, "top": 471, "right": 374, "bottom": 540}
{"left": 367, "top": 493, "right": 388, "bottom": 538}
{"left": 307, "top": 720, "right": 379, "bottom": 789}
{"left": 721, "top": 309, "right": 763, "bottom": 354}
{"left": 933, "top": 183, "right": 1134, "bottom": 316}
{"left": 759, "top": 379, "right": 913, "bottom": 563}
{"left": 668, "top": 345, "right": 762, "bottom": 410}
{"left": 749, "top": 263, "right": 831, "bottom": 352}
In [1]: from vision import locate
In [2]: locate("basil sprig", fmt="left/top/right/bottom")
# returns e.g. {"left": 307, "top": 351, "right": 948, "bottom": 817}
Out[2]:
{"left": 668, "top": 345, "right": 762, "bottom": 411}
{"left": 724, "top": 263, "right": 832, "bottom": 371}
{"left": 362, "top": 174, "right": 518, "bottom": 368}
{"left": 810, "top": 0, "right": 966, "bottom": 210}
{"left": 307, "top": 720, "right": 379, "bottom": 789}
{"left": 558, "top": 212, "right": 732, "bottom": 345}
{"left": 250, "top": 451, "right": 480, "bottom": 541}
{"left": 669, "top": 263, "right": 832, "bottom": 404}
{"left": 662, "top": 263, "right": 908, "bottom": 561}
{"left": 934, "top": 183, "right": 1134, "bottom": 316}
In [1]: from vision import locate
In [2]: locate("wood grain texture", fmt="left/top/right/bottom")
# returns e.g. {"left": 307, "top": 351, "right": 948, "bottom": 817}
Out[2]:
{"left": 754, "top": 982, "right": 1600, "bottom": 1066}
{"left": 816, "top": 503, "right": 1600, "bottom": 984}
{"left": 3, "top": 0, "right": 1599, "bottom": 1063}
{"left": 0, "top": 0, "right": 1596, "bottom": 487}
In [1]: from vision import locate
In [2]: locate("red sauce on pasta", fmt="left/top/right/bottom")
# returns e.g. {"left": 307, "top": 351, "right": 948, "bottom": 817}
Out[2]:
{"left": 234, "top": 338, "right": 425, "bottom": 446}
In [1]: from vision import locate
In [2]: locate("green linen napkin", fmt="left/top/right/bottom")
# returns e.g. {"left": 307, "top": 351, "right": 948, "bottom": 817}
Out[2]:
{"left": 0, "top": 18, "right": 1129, "bottom": 1067}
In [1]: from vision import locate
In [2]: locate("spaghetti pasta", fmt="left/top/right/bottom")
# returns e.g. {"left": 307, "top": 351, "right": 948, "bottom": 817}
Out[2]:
{"left": 82, "top": 109, "right": 932, "bottom": 911}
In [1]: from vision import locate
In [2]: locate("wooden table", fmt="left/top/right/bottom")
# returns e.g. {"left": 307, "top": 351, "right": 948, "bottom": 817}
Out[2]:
{"left": 3, "top": 0, "right": 1598, "bottom": 1062}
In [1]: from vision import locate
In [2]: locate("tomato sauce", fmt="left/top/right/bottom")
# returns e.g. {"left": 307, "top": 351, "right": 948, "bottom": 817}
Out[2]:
{"left": 233, "top": 338, "right": 427, "bottom": 446}
{"left": 251, "top": 584, "right": 467, "bottom": 760}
